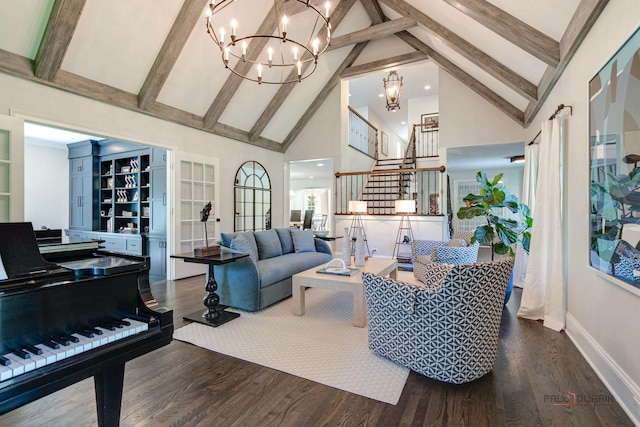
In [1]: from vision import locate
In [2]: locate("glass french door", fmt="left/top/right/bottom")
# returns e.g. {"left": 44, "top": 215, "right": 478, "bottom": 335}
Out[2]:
{"left": 170, "top": 151, "right": 219, "bottom": 280}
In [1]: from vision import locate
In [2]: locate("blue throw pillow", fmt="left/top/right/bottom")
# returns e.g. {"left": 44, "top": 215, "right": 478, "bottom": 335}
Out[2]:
{"left": 254, "top": 229, "right": 283, "bottom": 260}
{"left": 230, "top": 233, "right": 258, "bottom": 262}
{"left": 291, "top": 229, "right": 316, "bottom": 253}
{"left": 275, "top": 228, "right": 294, "bottom": 254}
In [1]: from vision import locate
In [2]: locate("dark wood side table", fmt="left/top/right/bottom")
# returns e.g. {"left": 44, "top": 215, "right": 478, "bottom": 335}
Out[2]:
{"left": 171, "top": 250, "right": 249, "bottom": 327}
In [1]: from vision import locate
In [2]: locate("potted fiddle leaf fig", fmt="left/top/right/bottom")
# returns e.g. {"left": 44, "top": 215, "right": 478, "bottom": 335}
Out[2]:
{"left": 457, "top": 172, "right": 533, "bottom": 258}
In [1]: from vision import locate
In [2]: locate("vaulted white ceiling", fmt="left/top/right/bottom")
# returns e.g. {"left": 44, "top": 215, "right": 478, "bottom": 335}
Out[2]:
{"left": 0, "top": 0, "right": 606, "bottom": 153}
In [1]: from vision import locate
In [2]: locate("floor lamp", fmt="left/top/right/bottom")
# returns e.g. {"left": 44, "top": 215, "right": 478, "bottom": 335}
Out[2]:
{"left": 348, "top": 200, "right": 370, "bottom": 256}
{"left": 393, "top": 199, "right": 416, "bottom": 260}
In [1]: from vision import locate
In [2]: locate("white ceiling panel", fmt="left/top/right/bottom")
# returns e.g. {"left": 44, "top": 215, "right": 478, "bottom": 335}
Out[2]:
{"left": 351, "top": 37, "right": 417, "bottom": 67}
{"left": 217, "top": 76, "right": 282, "bottom": 132}
{"left": 0, "top": 0, "right": 53, "bottom": 59}
{"left": 486, "top": 0, "right": 581, "bottom": 41}
{"left": 62, "top": 0, "right": 183, "bottom": 94}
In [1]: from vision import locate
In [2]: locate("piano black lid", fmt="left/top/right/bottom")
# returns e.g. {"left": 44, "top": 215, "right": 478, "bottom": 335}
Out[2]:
{"left": 0, "top": 222, "right": 59, "bottom": 278}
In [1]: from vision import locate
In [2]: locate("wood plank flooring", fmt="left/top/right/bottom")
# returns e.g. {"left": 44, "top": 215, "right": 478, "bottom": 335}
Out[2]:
{"left": 0, "top": 275, "right": 633, "bottom": 426}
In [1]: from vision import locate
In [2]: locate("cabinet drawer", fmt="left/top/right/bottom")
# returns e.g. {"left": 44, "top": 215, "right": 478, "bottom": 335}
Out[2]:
{"left": 100, "top": 235, "right": 124, "bottom": 252}
{"left": 125, "top": 237, "right": 142, "bottom": 255}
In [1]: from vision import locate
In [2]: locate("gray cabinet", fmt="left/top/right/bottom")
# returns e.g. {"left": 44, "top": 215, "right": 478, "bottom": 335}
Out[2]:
{"left": 147, "top": 236, "right": 167, "bottom": 279}
{"left": 68, "top": 141, "right": 98, "bottom": 231}
{"left": 149, "top": 165, "right": 166, "bottom": 234}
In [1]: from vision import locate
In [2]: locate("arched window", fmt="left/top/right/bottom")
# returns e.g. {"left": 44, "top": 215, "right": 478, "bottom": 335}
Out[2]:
{"left": 234, "top": 161, "right": 271, "bottom": 232}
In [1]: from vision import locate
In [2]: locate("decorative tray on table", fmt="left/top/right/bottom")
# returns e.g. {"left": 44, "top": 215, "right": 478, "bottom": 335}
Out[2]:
{"left": 316, "top": 258, "right": 359, "bottom": 276}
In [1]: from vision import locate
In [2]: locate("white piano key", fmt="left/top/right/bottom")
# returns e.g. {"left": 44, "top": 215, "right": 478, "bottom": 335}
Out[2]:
{"left": 34, "top": 345, "right": 58, "bottom": 365}
{"left": 25, "top": 351, "right": 47, "bottom": 369}
{"left": 0, "top": 364, "right": 13, "bottom": 381}
{"left": 4, "top": 353, "right": 32, "bottom": 374}
{"left": 125, "top": 318, "right": 148, "bottom": 334}
{"left": 96, "top": 327, "right": 118, "bottom": 344}
{"left": 72, "top": 334, "right": 94, "bottom": 351}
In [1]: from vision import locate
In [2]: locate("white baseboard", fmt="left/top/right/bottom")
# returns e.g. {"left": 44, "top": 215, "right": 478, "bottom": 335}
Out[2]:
{"left": 566, "top": 313, "right": 640, "bottom": 426}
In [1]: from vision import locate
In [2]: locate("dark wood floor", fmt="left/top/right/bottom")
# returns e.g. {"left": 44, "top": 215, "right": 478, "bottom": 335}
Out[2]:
{"left": 0, "top": 275, "right": 633, "bottom": 426}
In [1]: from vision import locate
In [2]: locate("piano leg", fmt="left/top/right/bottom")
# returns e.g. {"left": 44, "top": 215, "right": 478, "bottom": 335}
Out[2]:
{"left": 94, "top": 363, "right": 125, "bottom": 427}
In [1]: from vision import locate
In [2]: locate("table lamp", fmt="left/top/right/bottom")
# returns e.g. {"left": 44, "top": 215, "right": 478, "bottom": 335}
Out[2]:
{"left": 348, "top": 200, "right": 370, "bottom": 256}
{"left": 393, "top": 199, "right": 416, "bottom": 259}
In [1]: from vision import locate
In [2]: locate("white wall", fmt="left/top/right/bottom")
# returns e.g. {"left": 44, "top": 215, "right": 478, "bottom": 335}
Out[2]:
{"left": 439, "top": 72, "right": 524, "bottom": 149}
{"left": 408, "top": 95, "right": 439, "bottom": 131}
{"left": 524, "top": 1, "right": 640, "bottom": 422}
{"left": 24, "top": 139, "right": 69, "bottom": 229}
{"left": 366, "top": 108, "right": 405, "bottom": 158}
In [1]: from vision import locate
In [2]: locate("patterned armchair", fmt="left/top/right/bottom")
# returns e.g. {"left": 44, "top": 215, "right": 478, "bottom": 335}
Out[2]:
{"left": 362, "top": 258, "right": 514, "bottom": 384}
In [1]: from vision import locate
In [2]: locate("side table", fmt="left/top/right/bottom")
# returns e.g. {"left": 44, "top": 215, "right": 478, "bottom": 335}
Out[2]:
{"left": 171, "top": 249, "right": 248, "bottom": 327}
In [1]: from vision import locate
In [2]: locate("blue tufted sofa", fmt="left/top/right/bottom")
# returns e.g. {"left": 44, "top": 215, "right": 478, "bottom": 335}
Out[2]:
{"left": 218, "top": 228, "right": 332, "bottom": 311}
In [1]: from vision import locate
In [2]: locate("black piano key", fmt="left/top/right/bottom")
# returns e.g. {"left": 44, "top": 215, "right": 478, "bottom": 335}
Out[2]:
{"left": 61, "top": 333, "right": 80, "bottom": 343}
{"left": 77, "top": 329, "right": 94, "bottom": 338}
{"left": 0, "top": 356, "right": 10, "bottom": 366}
{"left": 12, "top": 348, "right": 31, "bottom": 359}
{"left": 86, "top": 327, "right": 103, "bottom": 336}
{"left": 24, "top": 344, "right": 43, "bottom": 355}
{"left": 109, "top": 320, "right": 125, "bottom": 328}
{"left": 118, "top": 319, "right": 131, "bottom": 326}
{"left": 100, "top": 324, "right": 116, "bottom": 331}
{"left": 51, "top": 336, "right": 70, "bottom": 346}
{"left": 42, "top": 339, "right": 60, "bottom": 350}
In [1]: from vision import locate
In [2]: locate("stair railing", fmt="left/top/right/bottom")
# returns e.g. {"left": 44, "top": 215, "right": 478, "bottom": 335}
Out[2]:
{"left": 335, "top": 166, "right": 446, "bottom": 215}
{"left": 412, "top": 122, "right": 439, "bottom": 158}
{"left": 348, "top": 106, "right": 378, "bottom": 159}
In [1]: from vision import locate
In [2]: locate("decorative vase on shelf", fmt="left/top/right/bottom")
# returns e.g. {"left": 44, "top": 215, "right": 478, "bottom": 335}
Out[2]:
{"left": 341, "top": 227, "right": 351, "bottom": 266}
{"left": 355, "top": 229, "right": 366, "bottom": 267}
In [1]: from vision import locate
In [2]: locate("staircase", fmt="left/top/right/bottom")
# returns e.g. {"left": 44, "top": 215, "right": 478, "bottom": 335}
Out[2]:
{"left": 361, "top": 157, "right": 415, "bottom": 215}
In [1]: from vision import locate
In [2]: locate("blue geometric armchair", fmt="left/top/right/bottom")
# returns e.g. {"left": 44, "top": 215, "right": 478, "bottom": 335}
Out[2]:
{"left": 362, "top": 258, "right": 514, "bottom": 384}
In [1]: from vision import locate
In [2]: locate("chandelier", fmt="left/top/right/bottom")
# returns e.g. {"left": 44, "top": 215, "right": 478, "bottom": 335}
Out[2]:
{"left": 383, "top": 70, "right": 403, "bottom": 111}
{"left": 205, "top": 0, "right": 332, "bottom": 84}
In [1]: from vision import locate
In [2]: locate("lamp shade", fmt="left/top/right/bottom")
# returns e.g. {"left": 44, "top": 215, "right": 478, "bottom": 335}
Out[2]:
{"left": 348, "top": 200, "right": 368, "bottom": 213}
{"left": 395, "top": 199, "right": 415, "bottom": 214}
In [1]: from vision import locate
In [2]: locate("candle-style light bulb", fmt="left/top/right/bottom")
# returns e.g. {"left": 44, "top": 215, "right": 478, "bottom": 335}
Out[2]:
{"left": 268, "top": 46, "right": 273, "bottom": 66}
{"left": 293, "top": 46, "right": 298, "bottom": 61}
{"left": 242, "top": 40, "right": 247, "bottom": 60}
{"left": 325, "top": 1, "right": 331, "bottom": 18}
{"left": 257, "top": 63, "right": 262, "bottom": 78}
{"left": 312, "top": 38, "right": 319, "bottom": 56}
{"left": 297, "top": 60, "right": 302, "bottom": 78}
{"left": 282, "top": 15, "right": 288, "bottom": 39}
{"left": 224, "top": 47, "right": 230, "bottom": 66}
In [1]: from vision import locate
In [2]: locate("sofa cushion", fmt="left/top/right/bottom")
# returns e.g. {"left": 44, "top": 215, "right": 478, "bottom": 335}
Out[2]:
{"left": 257, "top": 252, "right": 332, "bottom": 288}
{"left": 291, "top": 229, "right": 316, "bottom": 253}
{"left": 275, "top": 228, "right": 294, "bottom": 254}
{"left": 254, "top": 229, "right": 283, "bottom": 260}
{"left": 229, "top": 233, "right": 259, "bottom": 262}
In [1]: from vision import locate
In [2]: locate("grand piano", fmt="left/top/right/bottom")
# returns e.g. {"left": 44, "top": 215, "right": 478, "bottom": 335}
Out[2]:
{"left": 0, "top": 222, "right": 173, "bottom": 426}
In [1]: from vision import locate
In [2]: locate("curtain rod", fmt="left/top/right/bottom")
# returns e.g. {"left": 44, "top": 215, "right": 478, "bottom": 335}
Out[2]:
{"left": 527, "top": 104, "right": 573, "bottom": 145}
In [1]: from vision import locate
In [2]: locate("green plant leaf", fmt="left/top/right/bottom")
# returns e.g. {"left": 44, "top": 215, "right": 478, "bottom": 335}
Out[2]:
{"left": 494, "top": 242, "right": 510, "bottom": 255}
{"left": 474, "top": 225, "right": 495, "bottom": 245}
{"left": 490, "top": 173, "right": 503, "bottom": 186}
{"left": 457, "top": 206, "right": 486, "bottom": 219}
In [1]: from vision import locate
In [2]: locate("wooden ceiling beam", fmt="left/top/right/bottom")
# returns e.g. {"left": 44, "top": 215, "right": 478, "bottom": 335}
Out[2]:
{"left": 396, "top": 32, "right": 524, "bottom": 124}
{"left": 327, "top": 17, "right": 416, "bottom": 51}
{"left": 523, "top": 0, "right": 609, "bottom": 125}
{"left": 379, "top": 0, "right": 537, "bottom": 102}
{"left": 246, "top": 0, "right": 357, "bottom": 141}
{"left": 138, "top": 0, "right": 210, "bottom": 111}
{"left": 360, "top": 0, "right": 385, "bottom": 24}
{"left": 34, "top": 0, "right": 86, "bottom": 82}
{"left": 282, "top": 42, "right": 369, "bottom": 152}
{"left": 442, "top": 0, "right": 560, "bottom": 67}
{"left": 340, "top": 51, "right": 428, "bottom": 78}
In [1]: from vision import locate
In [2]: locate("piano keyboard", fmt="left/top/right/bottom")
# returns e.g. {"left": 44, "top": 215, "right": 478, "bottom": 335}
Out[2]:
{"left": 0, "top": 318, "right": 149, "bottom": 382}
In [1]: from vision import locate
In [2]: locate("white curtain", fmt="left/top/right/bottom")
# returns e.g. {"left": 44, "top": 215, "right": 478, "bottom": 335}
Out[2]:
{"left": 517, "top": 112, "right": 568, "bottom": 331}
{"left": 513, "top": 142, "right": 539, "bottom": 287}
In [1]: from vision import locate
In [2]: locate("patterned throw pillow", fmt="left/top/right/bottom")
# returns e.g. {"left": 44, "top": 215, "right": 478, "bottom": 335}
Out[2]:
{"left": 291, "top": 229, "right": 316, "bottom": 253}
{"left": 413, "top": 255, "right": 432, "bottom": 281}
{"left": 230, "top": 233, "right": 259, "bottom": 262}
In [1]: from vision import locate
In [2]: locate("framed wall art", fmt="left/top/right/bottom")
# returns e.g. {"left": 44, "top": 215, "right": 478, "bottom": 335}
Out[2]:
{"left": 589, "top": 27, "right": 640, "bottom": 291}
{"left": 421, "top": 113, "right": 439, "bottom": 132}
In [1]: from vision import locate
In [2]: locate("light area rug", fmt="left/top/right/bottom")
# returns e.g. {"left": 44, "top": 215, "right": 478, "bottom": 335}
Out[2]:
{"left": 173, "top": 287, "right": 409, "bottom": 405}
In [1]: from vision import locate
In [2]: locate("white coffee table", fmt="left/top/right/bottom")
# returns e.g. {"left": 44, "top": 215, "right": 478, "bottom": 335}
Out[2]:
{"left": 292, "top": 257, "right": 397, "bottom": 327}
